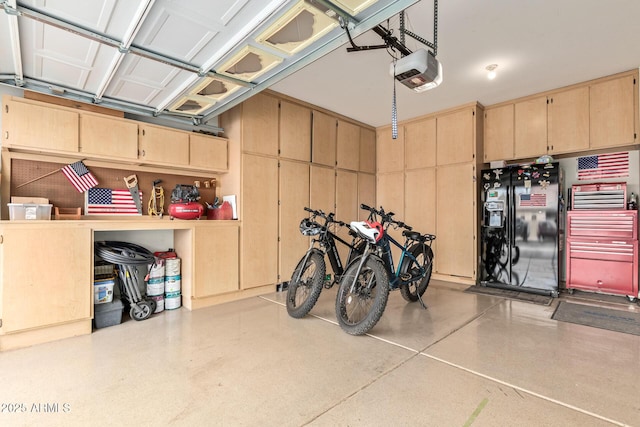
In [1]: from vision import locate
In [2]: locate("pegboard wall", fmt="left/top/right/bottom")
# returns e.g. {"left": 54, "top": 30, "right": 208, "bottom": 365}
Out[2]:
{"left": 10, "top": 159, "right": 218, "bottom": 215}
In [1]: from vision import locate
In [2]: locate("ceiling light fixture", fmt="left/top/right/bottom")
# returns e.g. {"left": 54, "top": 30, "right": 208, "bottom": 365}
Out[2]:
{"left": 486, "top": 64, "right": 498, "bottom": 80}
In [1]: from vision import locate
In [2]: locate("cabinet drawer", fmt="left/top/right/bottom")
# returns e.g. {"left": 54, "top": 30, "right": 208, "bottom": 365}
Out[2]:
{"left": 567, "top": 257, "right": 636, "bottom": 296}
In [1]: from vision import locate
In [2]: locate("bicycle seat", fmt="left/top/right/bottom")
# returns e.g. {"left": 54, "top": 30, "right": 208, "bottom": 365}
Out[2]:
{"left": 402, "top": 230, "right": 422, "bottom": 241}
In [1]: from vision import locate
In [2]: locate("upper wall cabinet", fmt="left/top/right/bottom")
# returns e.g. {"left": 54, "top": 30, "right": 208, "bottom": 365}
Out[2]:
{"left": 547, "top": 86, "right": 590, "bottom": 155}
{"left": 242, "top": 93, "right": 279, "bottom": 156}
{"left": 80, "top": 114, "right": 138, "bottom": 160}
{"left": 280, "top": 100, "right": 311, "bottom": 161}
{"left": 2, "top": 96, "right": 79, "bottom": 153}
{"left": 484, "top": 104, "right": 514, "bottom": 163}
{"left": 514, "top": 96, "right": 548, "bottom": 159}
{"left": 190, "top": 134, "right": 228, "bottom": 171}
{"left": 312, "top": 110, "right": 337, "bottom": 167}
{"left": 138, "top": 123, "right": 189, "bottom": 166}
{"left": 359, "top": 128, "right": 376, "bottom": 173}
{"left": 437, "top": 106, "right": 477, "bottom": 165}
{"left": 336, "top": 120, "right": 360, "bottom": 171}
{"left": 405, "top": 117, "right": 436, "bottom": 169}
{"left": 377, "top": 126, "right": 404, "bottom": 173}
{"left": 590, "top": 74, "right": 637, "bottom": 149}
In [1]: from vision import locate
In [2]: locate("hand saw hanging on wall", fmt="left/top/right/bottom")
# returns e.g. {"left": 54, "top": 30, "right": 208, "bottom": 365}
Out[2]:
{"left": 124, "top": 174, "right": 143, "bottom": 214}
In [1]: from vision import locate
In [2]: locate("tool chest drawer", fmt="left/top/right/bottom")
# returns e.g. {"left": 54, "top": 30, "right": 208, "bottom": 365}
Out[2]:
{"left": 567, "top": 210, "right": 637, "bottom": 239}
{"left": 567, "top": 256, "right": 637, "bottom": 296}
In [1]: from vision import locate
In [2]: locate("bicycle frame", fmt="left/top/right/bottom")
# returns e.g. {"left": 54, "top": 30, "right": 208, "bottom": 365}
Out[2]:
{"left": 377, "top": 233, "right": 426, "bottom": 288}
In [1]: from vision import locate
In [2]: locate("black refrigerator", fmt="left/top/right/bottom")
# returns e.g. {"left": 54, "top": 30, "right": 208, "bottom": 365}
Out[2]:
{"left": 479, "top": 162, "right": 563, "bottom": 296}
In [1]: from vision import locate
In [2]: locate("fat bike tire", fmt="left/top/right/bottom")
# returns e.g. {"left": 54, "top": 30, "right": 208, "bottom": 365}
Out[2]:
{"left": 335, "top": 256, "right": 389, "bottom": 335}
{"left": 399, "top": 244, "right": 434, "bottom": 302}
{"left": 286, "top": 252, "right": 326, "bottom": 318}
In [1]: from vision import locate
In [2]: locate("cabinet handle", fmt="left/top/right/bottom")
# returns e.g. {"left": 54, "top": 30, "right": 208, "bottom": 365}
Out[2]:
{"left": 142, "top": 129, "right": 145, "bottom": 136}
{"left": 4, "top": 105, "right": 8, "bottom": 113}
{"left": 4, "top": 131, "right": 8, "bottom": 139}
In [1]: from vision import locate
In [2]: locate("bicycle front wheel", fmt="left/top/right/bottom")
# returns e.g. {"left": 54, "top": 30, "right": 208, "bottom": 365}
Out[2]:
{"left": 335, "top": 256, "right": 389, "bottom": 335}
{"left": 286, "top": 251, "right": 326, "bottom": 318}
{"left": 399, "top": 243, "right": 434, "bottom": 302}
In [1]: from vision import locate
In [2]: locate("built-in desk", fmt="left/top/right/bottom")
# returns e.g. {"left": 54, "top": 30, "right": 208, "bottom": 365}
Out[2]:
{"left": 0, "top": 218, "right": 264, "bottom": 351}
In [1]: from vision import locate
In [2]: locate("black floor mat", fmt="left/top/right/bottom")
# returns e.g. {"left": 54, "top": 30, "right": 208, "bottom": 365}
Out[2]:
{"left": 464, "top": 285, "right": 553, "bottom": 305}
{"left": 552, "top": 301, "right": 640, "bottom": 336}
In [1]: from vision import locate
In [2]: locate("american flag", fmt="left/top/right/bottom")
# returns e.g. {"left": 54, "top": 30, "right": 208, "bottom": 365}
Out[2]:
{"left": 520, "top": 193, "right": 547, "bottom": 207}
{"left": 85, "top": 188, "right": 142, "bottom": 215}
{"left": 61, "top": 161, "right": 98, "bottom": 192}
{"left": 577, "top": 152, "right": 629, "bottom": 180}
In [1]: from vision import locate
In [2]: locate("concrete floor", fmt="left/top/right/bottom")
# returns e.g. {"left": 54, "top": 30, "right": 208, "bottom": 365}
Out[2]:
{"left": 1, "top": 280, "right": 639, "bottom": 426}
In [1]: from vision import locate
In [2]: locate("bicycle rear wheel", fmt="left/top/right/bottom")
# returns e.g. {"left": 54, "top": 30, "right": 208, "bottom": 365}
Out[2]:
{"left": 335, "top": 256, "right": 389, "bottom": 335}
{"left": 286, "top": 251, "right": 326, "bottom": 318}
{"left": 399, "top": 243, "right": 434, "bottom": 302}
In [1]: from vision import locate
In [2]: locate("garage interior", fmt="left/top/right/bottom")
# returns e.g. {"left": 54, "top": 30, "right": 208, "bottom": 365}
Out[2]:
{"left": 1, "top": 0, "right": 640, "bottom": 425}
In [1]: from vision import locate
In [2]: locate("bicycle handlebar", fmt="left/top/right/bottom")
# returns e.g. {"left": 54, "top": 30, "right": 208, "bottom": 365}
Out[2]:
{"left": 303, "top": 207, "right": 348, "bottom": 229}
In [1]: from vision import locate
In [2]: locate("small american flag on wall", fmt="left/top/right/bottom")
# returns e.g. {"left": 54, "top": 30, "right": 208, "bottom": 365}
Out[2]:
{"left": 520, "top": 193, "right": 547, "bottom": 207}
{"left": 577, "top": 152, "right": 629, "bottom": 180}
{"left": 61, "top": 161, "right": 98, "bottom": 192}
{"left": 85, "top": 188, "right": 142, "bottom": 215}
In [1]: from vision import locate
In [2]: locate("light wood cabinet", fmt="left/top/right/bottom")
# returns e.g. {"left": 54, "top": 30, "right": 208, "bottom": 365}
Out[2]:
{"left": 405, "top": 168, "right": 436, "bottom": 236}
{"left": 590, "top": 74, "right": 637, "bottom": 149}
{"left": 312, "top": 110, "right": 337, "bottom": 167}
{"left": 0, "top": 226, "right": 92, "bottom": 333}
{"left": 377, "top": 171, "right": 405, "bottom": 260}
{"left": 514, "top": 96, "right": 548, "bottom": 159}
{"left": 358, "top": 173, "right": 376, "bottom": 220}
{"left": 242, "top": 93, "right": 279, "bottom": 156}
{"left": 336, "top": 120, "right": 360, "bottom": 171}
{"left": 80, "top": 114, "right": 138, "bottom": 160}
{"left": 280, "top": 101, "right": 311, "bottom": 161}
{"left": 139, "top": 124, "right": 189, "bottom": 165}
{"left": 190, "top": 133, "right": 228, "bottom": 171}
{"left": 310, "top": 165, "right": 335, "bottom": 215}
{"left": 241, "top": 154, "right": 279, "bottom": 289}
{"left": 547, "top": 86, "right": 589, "bottom": 155}
{"left": 359, "top": 128, "right": 376, "bottom": 173}
{"left": 279, "top": 160, "right": 310, "bottom": 283}
{"left": 2, "top": 96, "right": 79, "bottom": 153}
{"left": 377, "top": 126, "right": 404, "bottom": 172}
{"left": 484, "top": 104, "right": 514, "bottom": 162}
{"left": 335, "top": 169, "right": 358, "bottom": 261}
{"left": 437, "top": 107, "right": 476, "bottom": 165}
{"left": 436, "top": 163, "right": 476, "bottom": 278}
{"left": 405, "top": 117, "right": 436, "bottom": 169}
{"left": 193, "top": 226, "right": 239, "bottom": 297}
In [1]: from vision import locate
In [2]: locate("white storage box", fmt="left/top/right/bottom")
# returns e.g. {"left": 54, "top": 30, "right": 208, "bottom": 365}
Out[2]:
{"left": 8, "top": 203, "right": 52, "bottom": 220}
{"left": 94, "top": 279, "right": 115, "bottom": 304}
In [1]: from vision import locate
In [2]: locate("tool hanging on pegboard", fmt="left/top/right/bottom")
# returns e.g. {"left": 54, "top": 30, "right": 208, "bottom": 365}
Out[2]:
{"left": 124, "top": 174, "right": 143, "bottom": 214}
{"left": 148, "top": 179, "right": 165, "bottom": 217}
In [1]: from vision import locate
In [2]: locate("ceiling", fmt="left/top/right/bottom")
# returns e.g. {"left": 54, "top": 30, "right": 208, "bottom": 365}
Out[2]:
{"left": 2, "top": 0, "right": 640, "bottom": 131}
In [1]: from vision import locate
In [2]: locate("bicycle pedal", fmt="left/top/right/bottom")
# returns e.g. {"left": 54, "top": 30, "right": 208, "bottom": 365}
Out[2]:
{"left": 399, "top": 273, "right": 412, "bottom": 281}
{"left": 323, "top": 281, "right": 334, "bottom": 289}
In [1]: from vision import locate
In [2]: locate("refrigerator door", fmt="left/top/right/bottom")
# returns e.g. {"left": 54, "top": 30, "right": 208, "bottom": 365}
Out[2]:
{"left": 480, "top": 167, "right": 515, "bottom": 284}
{"left": 510, "top": 163, "right": 560, "bottom": 294}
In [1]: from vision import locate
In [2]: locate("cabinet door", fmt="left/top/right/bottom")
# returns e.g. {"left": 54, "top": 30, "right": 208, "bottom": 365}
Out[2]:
{"left": 1, "top": 227, "right": 91, "bottom": 333}
{"left": 405, "top": 117, "right": 436, "bottom": 169}
{"left": 194, "top": 226, "right": 239, "bottom": 297}
{"left": 590, "top": 74, "right": 637, "bottom": 149}
{"left": 335, "top": 170, "right": 358, "bottom": 262}
{"left": 436, "top": 163, "right": 476, "bottom": 278}
{"left": 359, "top": 128, "right": 376, "bottom": 173}
{"left": 243, "top": 93, "right": 279, "bottom": 156}
{"left": 3, "top": 98, "right": 78, "bottom": 153}
{"left": 279, "top": 160, "right": 310, "bottom": 282}
{"left": 515, "top": 96, "right": 548, "bottom": 159}
{"left": 377, "top": 126, "right": 404, "bottom": 172}
{"left": 312, "top": 110, "right": 337, "bottom": 167}
{"left": 190, "top": 134, "right": 228, "bottom": 171}
{"left": 139, "top": 124, "right": 189, "bottom": 165}
{"left": 405, "top": 168, "right": 436, "bottom": 236}
{"left": 310, "top": 165, "right": 335, "bottom": 215}
{"left": 484, "top": 104, "right": 514, "bottom": 162}
{"left": 80, "top": 114, "right": 138, "bottom": 160}
{"left": 241, "top": 154, "right": 279, "bottom": 289}
{"left": 548, "top": 86, "right": 589, "bottom": 154}
{"left": 336, "top": 120, "right": 360, "bottom": 170}
{"left": 358, "top": 173, "right": 376, "bottom": 220}
{"left": 437, "top": 107, "right": 475, "bottom": 165}
{"left": 280, "top": 101, "right": 311, "bottom": 161}
{"left": 377, "top": 171, "right": 405, "bottom": 261}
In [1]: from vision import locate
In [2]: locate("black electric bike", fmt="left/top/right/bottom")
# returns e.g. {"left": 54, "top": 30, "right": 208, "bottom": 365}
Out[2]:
{"left": 286, "top": 207, "right": 364, "bottom": 318}
{"left": 335, "top": 205, "right": 435, "bottom": 335}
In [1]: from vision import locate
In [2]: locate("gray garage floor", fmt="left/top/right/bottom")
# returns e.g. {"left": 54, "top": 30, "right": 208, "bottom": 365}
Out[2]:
{"left": 1, "top": 281, "right": 638, "bottom": 426}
